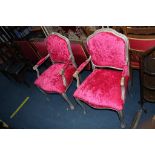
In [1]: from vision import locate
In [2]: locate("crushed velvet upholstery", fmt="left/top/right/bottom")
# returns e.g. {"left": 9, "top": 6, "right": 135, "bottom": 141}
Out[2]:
{"left": 32, "top": 39, "right": 91, "bottom": 70}
{"left": 87, "top": 32, "right": 126, "bottom": 68}
{"left": 46, "top": 34, "right": 71, "bottom": 63}
{"left": 74, "top": 69, "right": 126, "bottom": 111}
{"left": 36, "top": 55, "right": 48, "bottom": 66}
{"left": 76, "top": 57, "right": 91, "bottom": 73}
{"left": 71, "top": 43, "right": 90, "bottom": 70}
{"left": 35, "top": 63, "right": 76, "bottom": 93}
{"left": 74, "top": 29, "right": 129, "bottom": 113}
{"left": 61, "top": 59, "right": 72, "bottom": 71}
{"left": 34, "top": 33, "right": 77, "bottom": 95}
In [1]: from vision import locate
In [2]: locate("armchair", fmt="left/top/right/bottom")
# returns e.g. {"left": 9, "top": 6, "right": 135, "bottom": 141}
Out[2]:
{"left": 33, "top": 33, "right": 77, "bottom": 110}
{"left": 73, "top": 28, "right": 129, "bottom": 128}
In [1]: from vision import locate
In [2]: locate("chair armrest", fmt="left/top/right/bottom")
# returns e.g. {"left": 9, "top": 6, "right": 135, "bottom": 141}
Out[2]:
{"left": 73, "top": 56, "right": 91, "bottom": 78}
{"left": 33, "top": 54, "right": 50, "bottom": 77}
{"left": 59, "top": 56, "right": 72, "bottom": 87}
{"left": 121, "top": 77, "right": 125, "bottom": 87}
{"left": 73, "top": 56, "right": 91, "bottom": 87}
{"left": 121, "top": 65, "right": 129, "bottom": 101}
{"left": 120, "top": 77, "right": 125, "bottom": 101}
{"left": 37, "top": 54, "right": 50, "bottom": 66}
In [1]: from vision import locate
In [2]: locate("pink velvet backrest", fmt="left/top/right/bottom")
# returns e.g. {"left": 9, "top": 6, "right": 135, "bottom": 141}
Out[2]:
{"left": 46, "top": 33, "right": 72, "bottom": 64}
{"left": 87, "top": 30, "right": 128, "bottom": 69}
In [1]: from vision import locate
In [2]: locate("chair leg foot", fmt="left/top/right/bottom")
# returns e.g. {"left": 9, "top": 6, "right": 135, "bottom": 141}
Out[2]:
{"left": 130, "top": 108, "right": 143, "bottom": 129}
{"left": 118, "top": 110, "right": 126, "bottom": 128}
{"left": 75, "top": 98, "right": 86, "bottom": 114}
{"left": 62, "top": 93, "right": 74, "bottom": 110}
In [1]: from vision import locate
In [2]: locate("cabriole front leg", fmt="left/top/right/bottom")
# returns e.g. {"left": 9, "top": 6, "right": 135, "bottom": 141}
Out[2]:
{"left": 62, "top": 93, "right": 74, "bottom": 110}
{"left": 75, "top": 98, "right": 86, "bottom": 114}
{"left": 38, "top": 88, "right": 50, "bottom": 101}
{"left": 118, "top": 110, "right": 126, "bottom": 128}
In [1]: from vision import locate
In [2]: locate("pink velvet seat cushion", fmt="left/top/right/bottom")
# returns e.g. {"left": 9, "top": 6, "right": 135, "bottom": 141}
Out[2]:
{"left": 34, "top": 64, "right": 76, "bottom": 93}
{"left": 74, "top": 69, "right": 125, "bottom": 111}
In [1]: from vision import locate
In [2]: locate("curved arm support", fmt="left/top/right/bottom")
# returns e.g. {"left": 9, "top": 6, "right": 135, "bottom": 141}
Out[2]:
{"left": 59, "top": 56, "right": 72, "bottom": 87}
{"left": 73, "top": 56, "right": 91, "bottom": 87}
{"left": 33, "top": 54, "right": 50, "bottom": 77}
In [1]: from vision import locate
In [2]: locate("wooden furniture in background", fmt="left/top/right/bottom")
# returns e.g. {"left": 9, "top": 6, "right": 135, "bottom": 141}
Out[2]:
{"left": 130, "top": 46, "right": 155, "bottom": 129}
{"left": 123, "top": 26, "right": 155, "bottom": 83}
{"left": 0, "top": 43, "right": 31, "bottom": 86}
{"left": 140, "top": 46, "right": 155, "bottom": 107}
{"left": 139, "top": 115, "right": 155, "bottom": 129}
{"left": 14, "top": 40, "right": 40, "bottom": 65}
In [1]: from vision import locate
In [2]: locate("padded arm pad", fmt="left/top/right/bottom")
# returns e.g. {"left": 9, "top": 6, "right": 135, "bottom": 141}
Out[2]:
{"left": 73, "top": 56, "right": 91, "bottom": 77}
{"left": 36, "top": 54, "right": 50, "bottom": 66}
{"left": 33, "top": 54, "right": 50, "bottom": 78}
{"left": 59, "top": 56, "right": 73, "bottom": 87}
{"left": 33, "top": 54, "right": 50, "bottom": 71}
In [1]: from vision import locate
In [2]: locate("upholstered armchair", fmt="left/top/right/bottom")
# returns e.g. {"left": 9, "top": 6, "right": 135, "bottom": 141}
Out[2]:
{"left": 73, "top": 28, "right": 129, "bottom": 128}
{"left": 33, "top": 33, "right": 77, "bottom": 110}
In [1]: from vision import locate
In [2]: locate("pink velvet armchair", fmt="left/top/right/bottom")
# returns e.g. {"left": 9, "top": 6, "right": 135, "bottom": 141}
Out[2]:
{"left": 73, "top": 28, "right": 129, "bottom": 128}
{"left": 33, "top": 33, "right": 77, "bottom": 110}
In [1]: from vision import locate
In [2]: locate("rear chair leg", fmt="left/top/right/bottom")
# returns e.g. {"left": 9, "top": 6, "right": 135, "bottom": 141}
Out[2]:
{"left": 118, "top": 110, "right": 126, "bottom": 128}
{"left": 130, "top": 109, "right": 143, "bottom": 129}
{"left": 127, "top": 79, "right": 132, "bottom": 98}
{"left": 62, "top": 93, "right": 74, "bottom": 110}
{"left": 78, "top": 74, "right": 82, "bottom": 83}
{"left": 75, "top": 98, "right": 86, "bottom": 114}
{"left": 130, "top": 67, "right": 133, "bottom": 87}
